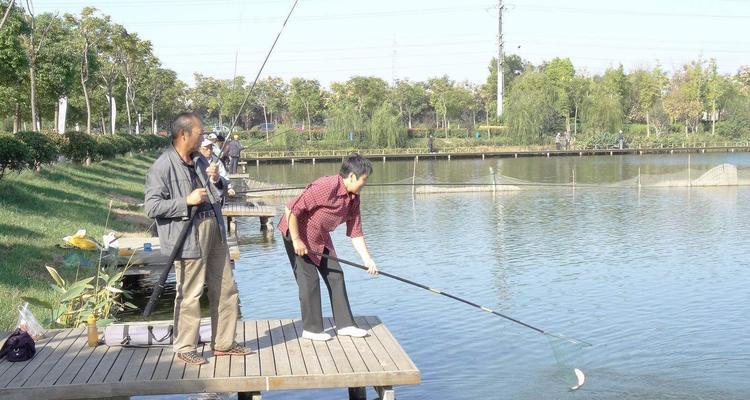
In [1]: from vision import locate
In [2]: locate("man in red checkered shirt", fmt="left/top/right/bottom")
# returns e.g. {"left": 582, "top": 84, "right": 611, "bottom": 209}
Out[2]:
{"left": 278, "top": 153, "right": 379, "bottom": 341}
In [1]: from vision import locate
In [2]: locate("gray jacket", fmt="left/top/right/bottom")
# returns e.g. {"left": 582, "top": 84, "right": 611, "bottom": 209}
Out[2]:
{"left": 144, "top": 146, "right": 228, "bottom": 258}
{"left": 227, "top": 140, "right": 243, "bottom": 157}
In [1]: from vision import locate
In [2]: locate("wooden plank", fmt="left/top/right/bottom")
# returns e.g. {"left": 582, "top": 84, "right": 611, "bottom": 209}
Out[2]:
{"left": 182, "top": 342, "right": 206, "bottom": 380}
{"left": 135, "top": 347, "right": 163, "bottom": 381}
{"left": 243, "top": 319, "right": 261, "bottom": 377}
{"left": 34, "top": 328, "right": 89, "bottom": 387}
{"left": 199, "top": 340, "right": 217, "bottom": 379}
{"left": 54, "top": 336, "right": 100, "bottom": 385}
{"left": 103, "top": 347, "right": 135, "bottom": 383}
{"left": 151, "top": 348, "right": 175, "bottom": 380}
{"left": 363, "top": 316, "right": 418, "bottom": 371}
{"left": 268, "top": 319, "right": 291, "bottom": 376}
{"left": 1, "top": 327, "right": 77, "bottom": 388}
{"left": 71, "top": 342, "right": 110, "bottom": 384}
{"left": 166, "top": 346, "right": 186, "bottom": 381}
{"left": 120, "top": 347, "right": 148, "bottom": 382}
{"left": 291, "top": 319, "right": 322, "bottom": 375}
{"left": 323, "top": 318, "right": 353, "bottom": 374}
{"left": 256, "top": 320, "right": 276, "bottom": 376}
{"left": 354, "top": 317, "right": 397, "bottom": 372}
{"left": 86, "top": 345, "right": 123, "bottom": 383}
{"left": 280, "top": 319, "right": 307, "bottom": 376}
{"left": 309, "top": 329, "right": 337, "bottom": 375}
{"left": 0, "top": 330, "right": 66, "bottom": 387}
{"left": 333, "top": 330, "right": 368, "bottom": 374}
{"left": 346, "top": 323, "right": 382, "bottom": 373}
{"left": 227, "top": 320, "right": 245, "bottom": 378}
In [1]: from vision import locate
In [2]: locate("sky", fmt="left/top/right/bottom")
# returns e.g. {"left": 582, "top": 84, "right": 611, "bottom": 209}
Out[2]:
{"left": 33, "top": 0, "right": 750, "bottom": 88}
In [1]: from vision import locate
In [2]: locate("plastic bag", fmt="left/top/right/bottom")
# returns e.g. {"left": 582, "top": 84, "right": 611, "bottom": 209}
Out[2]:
{"left": 62, "top": 229, "right": 99, "bottom": 251}
{"left": 17, "top": 303, "right": 46, "bottom": 341}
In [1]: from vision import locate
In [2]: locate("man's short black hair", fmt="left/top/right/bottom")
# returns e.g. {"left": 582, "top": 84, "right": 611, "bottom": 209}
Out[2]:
{"left": 170, "top": 112, "right": 202, "bottom": 140}
{"left": 339, "top": 153, "right": 373, "bottom": 179}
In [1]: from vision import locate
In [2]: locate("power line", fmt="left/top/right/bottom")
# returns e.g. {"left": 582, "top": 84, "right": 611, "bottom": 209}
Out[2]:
{"left": 507, "top": 3, "right": 750, "bottom": 19}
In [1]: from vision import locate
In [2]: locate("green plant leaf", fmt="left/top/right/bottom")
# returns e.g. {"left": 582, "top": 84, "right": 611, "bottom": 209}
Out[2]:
{"left": 20, "top": 296, "right": 52, "bottom": 310}
{"left": 96, "top": 319, "right": 113, "bottom": 328}
{"left": 105, "top": 286, "right": 123, "bottom": 293}
{"left": 60, "top": 285, "right": 87, "bottom": 302}
{"left": 46, "top": 266, "right": 66, "bottom": 287}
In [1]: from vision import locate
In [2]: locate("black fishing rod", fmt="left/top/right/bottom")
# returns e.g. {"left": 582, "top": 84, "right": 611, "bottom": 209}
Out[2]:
{"left": 143, "top": 0, "right": 301, "bottom": 318}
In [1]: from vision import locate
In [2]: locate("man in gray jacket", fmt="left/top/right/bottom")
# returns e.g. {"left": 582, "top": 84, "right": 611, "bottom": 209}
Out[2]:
{"left": 144, "top": 112, "right": 251, "bottom": 365}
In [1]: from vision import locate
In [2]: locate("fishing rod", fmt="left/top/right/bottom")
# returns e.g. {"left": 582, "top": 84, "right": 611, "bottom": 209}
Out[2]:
{"left": 143, "top": 0, "right": 301, "bottom": 318}
{"left": 311, "top": 250, "right": 590, "bottom": 390}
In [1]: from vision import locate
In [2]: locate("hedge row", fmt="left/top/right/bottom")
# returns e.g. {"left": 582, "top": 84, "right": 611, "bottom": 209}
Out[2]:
{"left": 0, "top": 131, "right": 170, "bottom": 179}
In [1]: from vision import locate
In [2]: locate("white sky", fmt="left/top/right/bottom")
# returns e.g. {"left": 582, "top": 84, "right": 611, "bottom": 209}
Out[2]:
{"left": 34, "top": 0, "right": 750, "bottom": 87}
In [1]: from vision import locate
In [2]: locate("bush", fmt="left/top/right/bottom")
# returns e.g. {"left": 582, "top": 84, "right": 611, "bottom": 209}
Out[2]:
{"left": 95, "top": 136, "right": 119, "bottom": 160}
{"left": 15, "top": 131, "right": 58, "bottom": 170}
{"left": 0, "top": 134, "right": 32, "bottom": 179}
{"left": 59, "top": 131, "right": 97, "bottom": 163}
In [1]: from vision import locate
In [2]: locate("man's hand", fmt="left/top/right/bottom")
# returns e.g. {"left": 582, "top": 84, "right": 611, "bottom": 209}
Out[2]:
{"left": 228, "top": 188, "right": 236, "bottom": 197}
{"left": 207, "top": 161, "right": 219, "bottom": 183}
{"left": 186, "top": 188, "right": 208, "bottom": 205}
{"left": 364, "top": 257, "right": 379, "bottom": 276}
{"left": 292, "top": 238, "right": 307, "bottom": 256}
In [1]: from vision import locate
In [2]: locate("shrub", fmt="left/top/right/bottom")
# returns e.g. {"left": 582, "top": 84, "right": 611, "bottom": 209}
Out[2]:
{"left": 0, "top": 134, "right": 32, "bottom": 179}
{"left": 15, "top": 131, "right": 58, "bottom": 170}
{"left": 59, "top": 131, "right": 97, "bottom": 163}
{"left": 95, "top": 136, "right": 119, "bottom": 160}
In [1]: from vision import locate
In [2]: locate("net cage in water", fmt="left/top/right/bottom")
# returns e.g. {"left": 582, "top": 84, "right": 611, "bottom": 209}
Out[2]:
{"left": 235, "top": 163, "right": 749, "bottom": 196}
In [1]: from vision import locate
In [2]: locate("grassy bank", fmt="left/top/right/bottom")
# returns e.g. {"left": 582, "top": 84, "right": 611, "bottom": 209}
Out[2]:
{"left": 0, "top": 153, "right": 156, "bottom": 330}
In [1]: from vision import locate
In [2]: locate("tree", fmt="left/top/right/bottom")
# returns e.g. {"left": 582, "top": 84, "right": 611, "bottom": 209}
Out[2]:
{"left": 426, "top": 76, "right": 451, "bottom": 136}
{"left": 629, "top": 66, "right": 667, "bottom": 137}
{"left": 288, "top": 77, "right": 323, "bottom": 133}
{"left": 705, "top": 59, "right": 731, "bottom": 135}
{"left": 18, "top": 2, "right": 57, "bottom": 131}
{"left": 391, "top": 79, "right": 428, "bottom": 129}
{"left": 580, "top": 78, "right": 624, "bottom": 135}
{"left": 120, "top": 33, "right": 153, "bottom": 134}
{"left": 569, "top": 75, "right": 590, "bottom": 136}
{"left": 369, "top": 102, "right": 406, "bottom": 148}
{"left": 505, "top": 71, "right": 558, "bottom": 144}
{"left": 663, "top": 61, "right": 705, "bottom": 135}
{"left": 66, "top": 7, "right": 110, "bottom": 134}
{"left": 483, "top": 54, "right": 532, "bottom": 119}
{"left": 543, "top": 57, "right": 575, "bottom": 131}
{"left": 0, "top": 1, "right": 27, "bottom": 132}
{"left": 255, "top": 77, "right": 287, "bottom": 141}
{"left": 34, "top": 13, "right": 78, "bottom": 132}
{"left": 330, "top": 76, "right": 388, "bottom": 122}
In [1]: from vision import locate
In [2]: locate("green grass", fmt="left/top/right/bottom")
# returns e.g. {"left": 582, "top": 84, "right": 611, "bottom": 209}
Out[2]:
{"left": 0, "top": 153, "right": 157, "bottom": 330}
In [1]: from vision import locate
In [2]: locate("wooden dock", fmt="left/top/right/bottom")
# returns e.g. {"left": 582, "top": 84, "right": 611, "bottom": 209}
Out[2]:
{"left": 116, "top": 235, "right": 241, "bottom": 276}
{"left": 0, "top": 316, "right": 418, "bottom": 400}
{"left": 222, "top": 201, "right": 278, "bottom": 233}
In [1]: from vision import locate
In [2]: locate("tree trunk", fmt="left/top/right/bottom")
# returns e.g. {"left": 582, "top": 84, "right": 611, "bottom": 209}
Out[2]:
{"left": 13, "top": 103, "right": 20, "bottom": 133}
{"left": 262, "top": 105, "right": 269, "bottom": 142}
{"left": 151, "top": 100, "right": 156, "bottom": 134}
{"left": 574, "top": 105, "right": 578, "bottom": 136}
{"left": 646, "top": 112, "right": 651, "bottom": 138}
{"left": 100, "top": 114, "right": 107, "bottom": 134}
{"left": 408, "top": 112, "right": 412, "bottom": 129}
{"left": 125, "top": 82, "right": 133, "bottom": 134}
{"left": 82, "top": 79, "right": 91, "bottom": 134}
{"left": 53, "top": 101, "right": 59, "bottom": 133}
{"left": 305, "top": 103, "right": 311, "bottom": 140}
{"left": 485, "top": 109, "right": 490, "bottom": 138}
{"left": 30, "top": 64, "right": 39, "bottom": 131}
{"left": 711, "top": 104, "right": 716, "bottom": 135}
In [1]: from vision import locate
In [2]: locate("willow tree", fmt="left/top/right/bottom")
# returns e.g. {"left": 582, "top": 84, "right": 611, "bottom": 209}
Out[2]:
{"left": 369, "top": 102, "right": 406, "bottom": 148}
{"left": 505, "top": 71, "right": 558, "bottom": 145}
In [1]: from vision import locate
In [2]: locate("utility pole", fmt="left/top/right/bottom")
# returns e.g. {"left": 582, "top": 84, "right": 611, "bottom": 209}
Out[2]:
{"left": 497, "top": 0, "right": 504, "bottom": 118}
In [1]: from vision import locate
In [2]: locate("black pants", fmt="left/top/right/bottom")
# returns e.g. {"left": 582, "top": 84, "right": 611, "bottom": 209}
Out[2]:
{"left": 283, "top": 235, "right": 356, "bottom": 333}
{"left": 229, "top": 157, "right": 239, "bottom": 174}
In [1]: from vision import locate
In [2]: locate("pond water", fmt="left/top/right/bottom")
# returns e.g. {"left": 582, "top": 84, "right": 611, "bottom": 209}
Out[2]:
{"left": 128, "top": 153, "right": 750, "bottom": 399}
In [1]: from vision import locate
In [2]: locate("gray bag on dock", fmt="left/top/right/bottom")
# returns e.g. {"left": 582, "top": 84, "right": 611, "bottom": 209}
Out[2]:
{"left": 104, "top": 320, "right": 212, "bottom": 347}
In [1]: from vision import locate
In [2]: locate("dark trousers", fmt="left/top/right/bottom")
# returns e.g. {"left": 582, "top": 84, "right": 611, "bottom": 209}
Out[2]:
{"left": 229, "top": 157, "right": 239, "bottom": 174}
{"left": 283, "top": 236, "right": 356, "bottom": 333}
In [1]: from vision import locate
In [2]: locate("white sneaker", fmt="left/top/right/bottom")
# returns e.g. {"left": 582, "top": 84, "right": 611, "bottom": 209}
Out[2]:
{"left": 336, "top": 326, "right": 368, "bottom": 338}
{"left": 302, "top": 330, "right": 332, "bottom": 341}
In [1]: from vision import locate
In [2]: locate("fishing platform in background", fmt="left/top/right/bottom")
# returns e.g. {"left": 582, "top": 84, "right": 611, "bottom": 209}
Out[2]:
{"left": 0, "top": 316, "right": 418, "bottom": 400}
{"left": 222, "top": 201, "right": 277, "bottom": 233}
{"left": 116, "top": 235, "right": 241, "bottom": 276}
{"left": 237, "top": 143, "right": 750, "bottom": 165}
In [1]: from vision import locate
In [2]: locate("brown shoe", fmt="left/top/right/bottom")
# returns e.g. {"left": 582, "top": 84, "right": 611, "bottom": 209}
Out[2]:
{"left": 214, "top": 343, "right": 253, "bottom": 356}
{"left": 177, "top": 351, "right": 209, "bottom": 365}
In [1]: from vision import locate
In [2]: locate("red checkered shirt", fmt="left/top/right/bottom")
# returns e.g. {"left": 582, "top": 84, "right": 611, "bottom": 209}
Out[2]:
{"left": 278, "top": 175, "right": 364, "bottom": 266}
